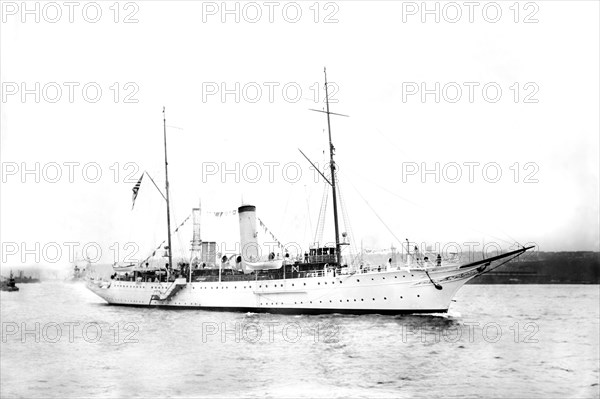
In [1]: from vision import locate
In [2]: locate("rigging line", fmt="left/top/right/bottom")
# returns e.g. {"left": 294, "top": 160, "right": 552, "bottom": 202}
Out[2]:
{"left": 144, "top": 171, "right": 167, "bottom": 201}
{"left": 168, "top": 196, "right": 185, "bottom": 262}
{"left": 374, "top": 127, "right": 409, "bottom": 158}
{"left": 344, "top": 174, "right": 406, "bottom": 249}
{"left": 497, "top": 228, "right": 523, "bottom": 247}
{"left": 140, "top": 212, "right": 192, "bottom": 266}
{"left": 303, "top": 185, "right": 314, "bottom": 242}
{"left": 315, "top": 176, "right": 329, "bottom": 244}
{"left": 140, "top": 240, "right": 165, "bottom": 266}
{"left": 476, "top": 250, "right": 529, "bottom": 278}
{"left": 258, "top": 218, "right": 284, "bottom": 249}
{"left": 336, "top": 177, "right": 357, "bottom": 259}
{"left": 343, "top": 167, "right": 420, "bottom": 207}
{"left": 351, "top": 115, "right": 409, "bottom": 158}
{"left": 342, "top": 166, "right": 515, "bottom": 247}
{"left": 279, "top": 183, "right": 294, "bottom": 236}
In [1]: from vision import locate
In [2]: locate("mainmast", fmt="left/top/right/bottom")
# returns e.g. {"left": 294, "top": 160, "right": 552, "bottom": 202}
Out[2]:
{"left": 303, "top": 68, "right": 349, "bottom": 265}
{"left": 163, "top": 107, "right": 173, "bottom": 272}
{"left": 324, "top": 68, "right": 342, "bottom": 266}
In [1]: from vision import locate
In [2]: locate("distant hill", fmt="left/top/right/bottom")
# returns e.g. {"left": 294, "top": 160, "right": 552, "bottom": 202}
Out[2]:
{"left": 358, "top": 250, "right": 599, "bottom": 284}
{"left": 468, "top": 251, "right": 600, "bottom": 284}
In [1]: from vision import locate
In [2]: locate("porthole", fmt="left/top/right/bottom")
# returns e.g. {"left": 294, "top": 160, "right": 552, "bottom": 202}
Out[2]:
{"left": 417, "top": 295, "right": 420, "bottom": 297}
{"left": 372, "top": 298, "right": 375, "bottom": 301}
{"left": 357, "top": 279, "right": 360, "bottom": 282}
{"left": 361, "top": 299, "right": 364, "bottom": 301}
{"left": 384, "top": 297, "right": 387, "bottom": 300}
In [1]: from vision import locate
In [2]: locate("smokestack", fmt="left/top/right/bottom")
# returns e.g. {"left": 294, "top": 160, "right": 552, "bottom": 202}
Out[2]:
{"left": 238, "top": 205, "right": 259, "bottom": 274}
{"left": 190, "top": 207, "right": 201, "bottom": 266}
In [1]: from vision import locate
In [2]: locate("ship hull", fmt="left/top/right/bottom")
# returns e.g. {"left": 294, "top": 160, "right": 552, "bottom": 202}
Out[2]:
{"left": 87, "top": 265, "right": 482, "bottom": 314}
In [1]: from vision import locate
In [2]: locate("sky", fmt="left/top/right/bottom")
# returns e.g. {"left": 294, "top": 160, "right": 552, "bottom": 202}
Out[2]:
{"left": 1, "top": 1, "right": 599, "bottom": 270}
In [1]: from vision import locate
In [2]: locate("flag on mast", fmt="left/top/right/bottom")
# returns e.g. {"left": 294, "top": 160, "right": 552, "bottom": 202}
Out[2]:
{"left": 131, "top": 174, "right": 144, "bottom": 209}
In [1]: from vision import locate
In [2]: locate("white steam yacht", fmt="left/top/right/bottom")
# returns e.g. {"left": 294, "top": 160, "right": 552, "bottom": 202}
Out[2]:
{"left": 87, "top": 69, "right": 533, "bottom": 314}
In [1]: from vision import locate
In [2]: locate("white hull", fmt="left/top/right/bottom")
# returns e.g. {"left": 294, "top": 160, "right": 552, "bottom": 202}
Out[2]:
{"left": 87, "top": 265, "right": 483, "bottom": 314}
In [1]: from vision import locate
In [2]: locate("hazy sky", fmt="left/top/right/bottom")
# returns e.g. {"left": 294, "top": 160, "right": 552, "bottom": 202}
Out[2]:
{"left": 1, "top": 1, "right": 599, "bottom": 269}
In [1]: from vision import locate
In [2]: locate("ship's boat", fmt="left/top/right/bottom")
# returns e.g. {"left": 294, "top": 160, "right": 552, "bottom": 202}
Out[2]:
{"left": 86, "top": 70, "right": 534, "bottom": 314}
{"left": 244, "top": 259, "right": 284, "bottom": 271}
{"left": 112, "top": 264, "right": 137, "bottom": 273}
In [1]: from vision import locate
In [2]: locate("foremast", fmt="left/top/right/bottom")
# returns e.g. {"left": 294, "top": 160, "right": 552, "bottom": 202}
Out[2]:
{"left": 163, "top": 107, "right": 173, "bottom": 272}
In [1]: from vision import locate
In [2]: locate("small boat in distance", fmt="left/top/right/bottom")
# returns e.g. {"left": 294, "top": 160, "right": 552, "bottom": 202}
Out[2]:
{"left": 64, "top": 258, "right": 91, "bottom": 283}
{"left": 13, "top": 270, "right": 40, "bottom": 284}
{"left": 87, "top": 69, "right": 534, "bottom": 314}
{"left": 1, "top": 271, "right": 20, "bottom": 292}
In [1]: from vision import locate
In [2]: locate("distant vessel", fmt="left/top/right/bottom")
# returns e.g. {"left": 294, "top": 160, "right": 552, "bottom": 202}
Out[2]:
{"left": 13, "top": 270, "right": 40, "bottom": 284}
{"left": 67, "top": 259, "right": 89, "bottom": 282}
{"left": 1, "top": 271, "right": 20, "bottom": 292}
{"left": 87, "top": 69, "right": 534, "bottom": 314}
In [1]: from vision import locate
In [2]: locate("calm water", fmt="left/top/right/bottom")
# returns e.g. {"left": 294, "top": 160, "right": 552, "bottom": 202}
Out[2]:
{"left": 1, "top": 283, "right": 598, "bottom": 398}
